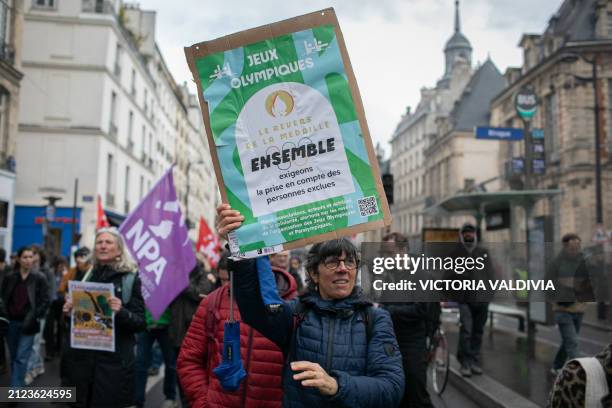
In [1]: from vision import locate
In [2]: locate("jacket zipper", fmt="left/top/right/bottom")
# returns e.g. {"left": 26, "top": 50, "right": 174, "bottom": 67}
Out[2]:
{"left": 241, "top": 327, "right": 254, "bottom": 408}
{"left": 325, "top": 318, "right": 335, "bottom": 372}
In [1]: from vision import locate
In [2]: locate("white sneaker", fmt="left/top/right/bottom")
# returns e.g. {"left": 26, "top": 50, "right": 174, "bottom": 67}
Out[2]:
{"left": 32, "top": 366, "right": 45, "bottom": 378}
{"left": 24, "top": 372, "right": 34, "bottom": 385}
{"left": 161, "top": 400, "right": 177, "bottom": 408}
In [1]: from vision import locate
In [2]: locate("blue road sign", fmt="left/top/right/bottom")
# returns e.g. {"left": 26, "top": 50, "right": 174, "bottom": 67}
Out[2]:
{"left": 475, "top": 127, "right": 523, "bottom": 141}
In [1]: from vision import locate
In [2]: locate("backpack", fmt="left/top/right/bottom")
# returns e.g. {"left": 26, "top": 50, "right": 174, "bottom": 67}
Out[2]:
{"left": 572, "top": 357, "right": 609, "bottom": 408}
{"left": 120, "top": 273, "right": 136, "bottom": 306}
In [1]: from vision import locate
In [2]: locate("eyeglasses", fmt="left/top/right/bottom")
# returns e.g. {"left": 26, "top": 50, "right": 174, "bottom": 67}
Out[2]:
{"left": 322, "top": 256, "right": 358, "bottom": 271}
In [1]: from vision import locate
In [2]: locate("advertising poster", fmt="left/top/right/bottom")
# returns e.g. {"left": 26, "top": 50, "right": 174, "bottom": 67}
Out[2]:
{"left": 185, "top": 8, "right": 391, "bottom": 256}
{"left": 69, "top": 281, "right": 115, "bottom": 352}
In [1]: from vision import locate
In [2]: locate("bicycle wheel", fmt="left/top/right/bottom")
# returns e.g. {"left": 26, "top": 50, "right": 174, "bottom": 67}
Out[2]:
{"left": 428, "top": 328, "right": 450, "bottom": 395}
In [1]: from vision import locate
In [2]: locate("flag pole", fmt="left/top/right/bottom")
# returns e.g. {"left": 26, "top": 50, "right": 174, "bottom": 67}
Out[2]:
{"left": 229, "top": 271, "right": 235, "bottom": 323}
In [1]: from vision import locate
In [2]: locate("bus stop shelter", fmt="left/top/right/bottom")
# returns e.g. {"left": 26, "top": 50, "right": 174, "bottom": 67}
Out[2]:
{"left": 423, "top": 189, "right": 562, "bottom": 231}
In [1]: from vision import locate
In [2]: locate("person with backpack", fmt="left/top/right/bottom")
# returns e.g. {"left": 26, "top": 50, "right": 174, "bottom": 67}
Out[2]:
{"left": 215, "top": 204, "right": 404, "bottom": 408}
{"left": 177, "top": 251, "right": 297, "bottom": 407}
{"left": 548, "top": 343, "right": 611, "bottom": 407}
{"left": 61, "top": 227, "right": 146, "bottom": 407}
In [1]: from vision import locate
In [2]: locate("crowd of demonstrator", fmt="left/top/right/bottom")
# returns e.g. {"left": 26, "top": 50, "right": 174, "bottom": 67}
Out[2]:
{"left": 0, "top": 214, "right": 609, "bottom": 407}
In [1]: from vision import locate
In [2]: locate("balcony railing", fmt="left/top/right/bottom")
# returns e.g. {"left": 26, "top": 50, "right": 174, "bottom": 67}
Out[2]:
{"left": 82, "top": 0, "right": 115, "bottom": 14}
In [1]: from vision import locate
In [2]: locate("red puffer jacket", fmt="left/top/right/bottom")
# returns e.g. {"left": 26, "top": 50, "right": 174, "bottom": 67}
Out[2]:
{"left": 177, "top": 267, "right": 297, "bottom": 408}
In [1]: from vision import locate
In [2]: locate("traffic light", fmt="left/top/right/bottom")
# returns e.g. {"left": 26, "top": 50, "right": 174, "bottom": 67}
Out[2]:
{"left": 382, "top": 173, "right": 394, "bottom": 205}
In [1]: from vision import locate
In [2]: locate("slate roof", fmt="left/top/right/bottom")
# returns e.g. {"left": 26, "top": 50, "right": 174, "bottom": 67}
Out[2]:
{"left": 450, "top": 58, "right": 505, "bottom": 131}
{"left": 547, "top": 0, "right": 598, "bottom": 42}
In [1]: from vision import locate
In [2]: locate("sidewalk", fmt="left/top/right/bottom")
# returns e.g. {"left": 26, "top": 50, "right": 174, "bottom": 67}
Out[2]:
{"left": 444, "top": 321, "right": 558, "bottom": 407}
{"left": 582, "top": 302, "right": 612, "bottom": 331}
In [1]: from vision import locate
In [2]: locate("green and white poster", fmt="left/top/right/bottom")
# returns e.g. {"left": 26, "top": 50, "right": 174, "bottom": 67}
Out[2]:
{"left": 186, "top": 9, "right": 390, "bottom": 256}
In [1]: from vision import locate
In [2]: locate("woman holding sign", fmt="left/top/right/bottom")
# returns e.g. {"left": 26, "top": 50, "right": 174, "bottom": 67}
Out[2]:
{"left": 62, "top": 228, "right": 145, "bottom": 407}
{"left": 216, "top": 204, "right": 404, "bottom": 407}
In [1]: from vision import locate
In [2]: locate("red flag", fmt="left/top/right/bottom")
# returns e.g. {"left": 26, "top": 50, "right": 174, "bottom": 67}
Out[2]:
{"left": 196, "top": 217, "right": 221, "bottom": 268}
{"left": 96, "top": 194, "right": 110, "bottom": 229}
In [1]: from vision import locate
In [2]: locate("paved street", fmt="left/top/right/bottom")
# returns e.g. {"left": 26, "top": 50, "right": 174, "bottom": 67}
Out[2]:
{"left": 443, "top": 308, "right": 611, "bottom": 407}
{"left": 0, "top": 348, "right": 484, "bottom": 408}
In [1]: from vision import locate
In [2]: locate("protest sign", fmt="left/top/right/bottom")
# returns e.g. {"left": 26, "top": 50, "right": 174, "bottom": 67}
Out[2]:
{"left": 69, "top": 280, "right": 115, "bottom": 352}
{"left": 185, "top": 8, "right": 391, "bottom": 256}
{"left": 119, "top": 167, "right": 196, "bottom": 319}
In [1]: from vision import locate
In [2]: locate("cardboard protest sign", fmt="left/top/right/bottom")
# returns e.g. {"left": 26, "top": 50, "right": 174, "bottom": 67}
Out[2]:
{"left": 69, "top": 281, "right": 115, "bottom": 352}
{"left": 185, "top": 8, "right": 390, "bottom": 256}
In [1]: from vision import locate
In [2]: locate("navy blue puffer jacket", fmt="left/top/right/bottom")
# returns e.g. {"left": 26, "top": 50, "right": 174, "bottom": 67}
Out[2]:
{"left": 231, "top": 257, "right": 404, "bottom": 408}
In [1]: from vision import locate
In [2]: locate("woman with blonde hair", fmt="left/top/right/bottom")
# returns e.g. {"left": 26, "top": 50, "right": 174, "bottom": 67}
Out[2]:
{"left": 61, "top": 227, "right": 146, "bottom": 407}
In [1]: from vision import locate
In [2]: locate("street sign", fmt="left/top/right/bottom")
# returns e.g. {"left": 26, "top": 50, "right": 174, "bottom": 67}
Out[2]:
{"left": 532, "top": 128, "right": 544, "bottom": 139}
{"left": 510, "top": 157, "right": 525, "bottom": 174}
{"left": 532, "top": 159, "right": 545, "bottom": 174}
{"left": 475, "top": 127, "right": 523, "bottom": 141}
{"left": 515, "top": 87, "right": 538, "bottom": 120}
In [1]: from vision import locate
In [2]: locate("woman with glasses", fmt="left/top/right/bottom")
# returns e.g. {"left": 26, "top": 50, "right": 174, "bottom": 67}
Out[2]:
{"left": 216, "top": 204, "right": 404, "bottom": 407}
{"left": 61, "top": 228, "right": 145, "bottom": 407}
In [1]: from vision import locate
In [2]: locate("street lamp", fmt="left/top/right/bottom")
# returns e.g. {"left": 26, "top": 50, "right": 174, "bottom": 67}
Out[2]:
{"left": 560, "top": 52, "right": 604, "bottom": 224}
{"left": 185, "top": 160, "right": 205, "bottom": 230}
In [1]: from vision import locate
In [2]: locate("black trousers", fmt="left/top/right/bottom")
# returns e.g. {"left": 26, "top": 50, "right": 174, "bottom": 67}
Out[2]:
{"left": 44, "top": 297, "right": 64, "bottom": 355}
{"left": 457, "top": 302, "right": 489, "bottom": 367}
{"left": 397, "top": 324, "right": 433, "bottom": 408}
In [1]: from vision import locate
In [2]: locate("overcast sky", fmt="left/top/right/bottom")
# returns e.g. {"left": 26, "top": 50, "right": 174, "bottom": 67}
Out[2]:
{"left": 139, "top": 0, "right": 561, "bottom": 152}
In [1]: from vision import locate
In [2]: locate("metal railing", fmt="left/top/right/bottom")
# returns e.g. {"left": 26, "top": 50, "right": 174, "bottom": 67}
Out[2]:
{"left": 82, "top": 0, "right": 115, "bottom": 14}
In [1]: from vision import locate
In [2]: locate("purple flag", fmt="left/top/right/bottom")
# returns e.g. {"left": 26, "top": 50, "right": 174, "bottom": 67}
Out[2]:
{"left": 119, "top": 167, "right": 196, "bottom": 320}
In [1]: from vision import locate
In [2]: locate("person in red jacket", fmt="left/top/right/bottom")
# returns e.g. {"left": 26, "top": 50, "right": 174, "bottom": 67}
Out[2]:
{"left": 177, "top": 253, "right": 297, "bottom": 408}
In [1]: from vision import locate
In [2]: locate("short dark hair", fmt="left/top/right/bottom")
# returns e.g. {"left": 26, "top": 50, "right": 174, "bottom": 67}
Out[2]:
{"left": 305, "top": 238, "right": 358, "bottom": 291}
{"left": 14, "top": 246, "right": 33, "bottom": 271}
{"left": 562, "top": 233, "right": 581, "bottom": 244}
{"left": 382, "top": 232, "right": 408, "bottom": 243}
{"left": 0, "top": 247, "right": 6, "bottom": 262}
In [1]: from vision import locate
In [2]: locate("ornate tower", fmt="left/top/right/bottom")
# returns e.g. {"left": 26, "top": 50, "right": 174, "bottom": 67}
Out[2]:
{"left": 440, "top": 0, "right": 472, "bottom": 86}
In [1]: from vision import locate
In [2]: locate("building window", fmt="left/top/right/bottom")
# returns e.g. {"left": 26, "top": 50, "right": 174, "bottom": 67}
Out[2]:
{"left": 607, "top": 12, "right": 612, "bottom": 38}
{"left": 144, "top": 89, "right": 148, "bottom": 114}
{"left": 33, "top": 0, "right": 56, "bottom": 9}
{"left": 544, "top": 92, "right": 558, "bottom": 160}
{"left": 124, "top": 165, "right": 130, "bottom": 213}
{"left": 140, "top": 125, "right": 146, "bottom": 159}
{"left": 131, "top": 69, "right": 136, "bottom": 97}
{"left": 0, "top": 89, "right": 9, "bottom": 167}
{"left": 109, "top": 91, "right": 117, "bottom": 137}
{"left": 139, "top": 175, "right": 144, "bottom": 200}
{"left": 114, "top": 43, "right": 122, "bottom": 77}
{"left": 0, "top": 1, "right": 8, "bottom": 49}
{"left": 106, "top": 154, "right": 115, "bottom": 205}
{"left": 127, "top": 111, "right": 134, "bottom": 151}
{"left": 0, "top": 199, "right": 7, "bottom": 228}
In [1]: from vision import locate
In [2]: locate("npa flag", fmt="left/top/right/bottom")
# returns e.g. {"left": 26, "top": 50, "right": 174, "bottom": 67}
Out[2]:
{"left": 119, "top": 167, "right": 196, "bottom": 319}
{"left": 196, "top": 217, "right": 221, "bottom": 268}
{"left": 96, "top": 195, "right": 110, "bottom": 229}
